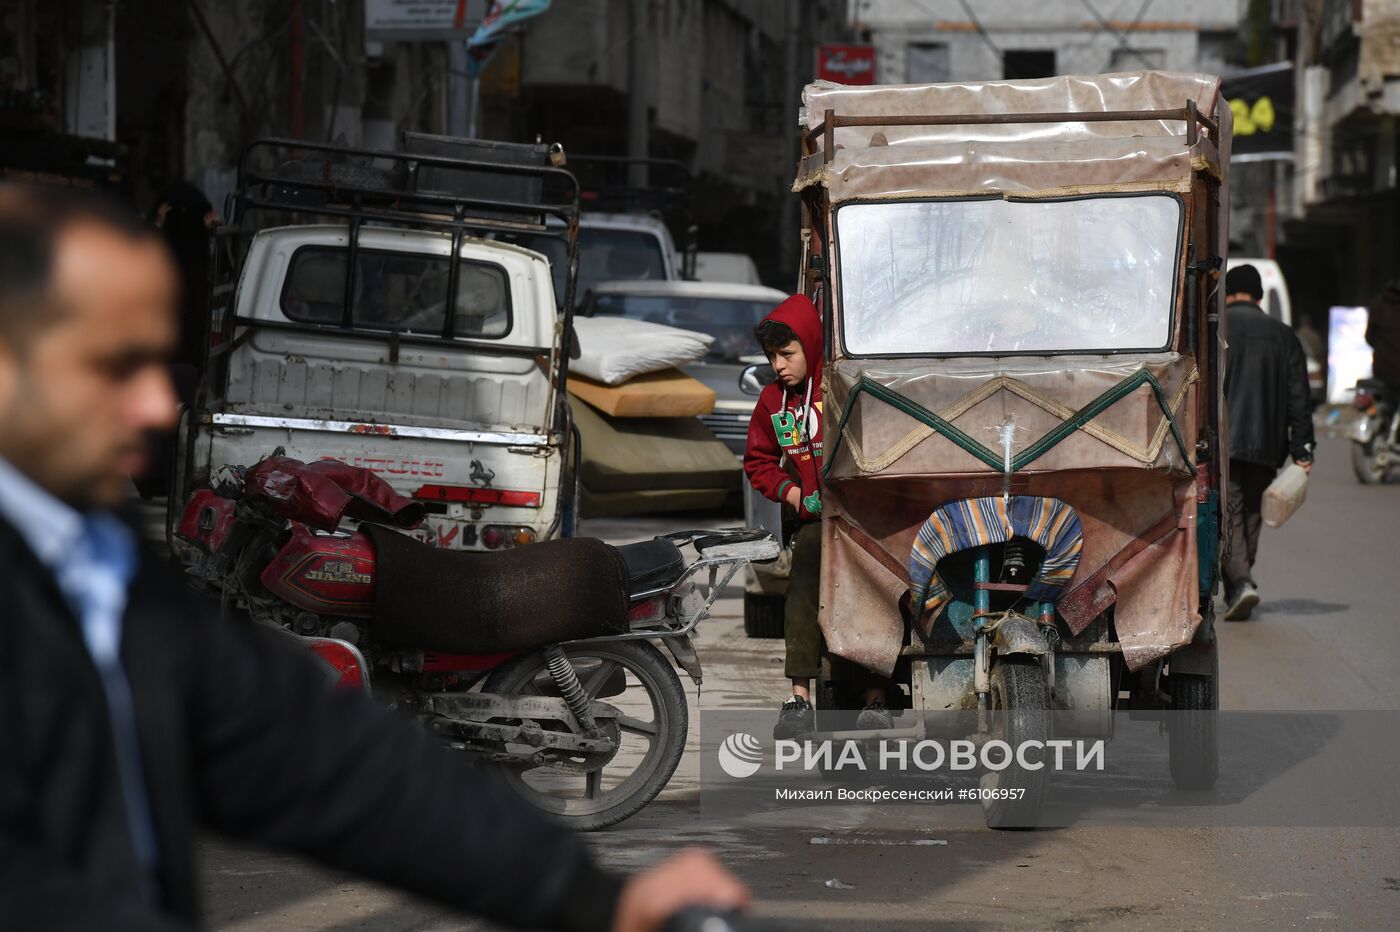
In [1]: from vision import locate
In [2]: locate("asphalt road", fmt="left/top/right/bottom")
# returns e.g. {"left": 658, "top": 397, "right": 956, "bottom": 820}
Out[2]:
{"left": 201, "top": 435, "right": 1400, "bottom": 931}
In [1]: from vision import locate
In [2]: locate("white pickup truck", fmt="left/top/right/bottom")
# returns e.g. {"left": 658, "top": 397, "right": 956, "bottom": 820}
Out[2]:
{"left": 171, "top": 135, "right": 581, "bottom": 551}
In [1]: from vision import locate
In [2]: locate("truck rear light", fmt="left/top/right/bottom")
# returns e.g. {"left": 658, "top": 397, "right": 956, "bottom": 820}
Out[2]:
{"left": 414, "top": 484, "right": 542, "bottom": 508}
{"left": 482, "top": 525, "right": 536, "bottom": 549}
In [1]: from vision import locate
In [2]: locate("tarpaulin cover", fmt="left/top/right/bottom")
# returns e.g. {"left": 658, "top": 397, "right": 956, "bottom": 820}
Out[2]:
{"left": 245, "top": 455, "right": 426, "bottom": 532}
{"left": 815, "top": 354, "right": 1205, "bottom": 674}
{"left": 821, "top": 471, "right": 1200, "bottom": 677}
{"left": 795, "top": 71, "right": 1226, "bottom": 200}
{"left": 823, "top": 355, "right": 1198, "bottom": 480}
{"left": 908, "top": 496, "right": 1084, "bottom": 621}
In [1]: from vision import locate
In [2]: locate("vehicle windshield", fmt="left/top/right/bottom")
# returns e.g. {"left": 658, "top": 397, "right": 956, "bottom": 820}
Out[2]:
{"left": 836, "top": 195, "right": 1181, "bottom": 355}
{"left": 590, "top": 292, "right": 774, "bottom": 362}
{"left": 515, "top": 227, "right": 669, "bottom": 306}
{"left": 280, "top": 246, "right": 511, "bottom": 339}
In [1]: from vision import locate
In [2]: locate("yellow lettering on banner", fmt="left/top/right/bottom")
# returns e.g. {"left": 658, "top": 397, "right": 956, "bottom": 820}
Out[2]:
{"left": 1250, "top": 96, "right": 1276, "bottom": 133}
{"left": 1229, "top": 95, "right": 1277, "bottom": 137}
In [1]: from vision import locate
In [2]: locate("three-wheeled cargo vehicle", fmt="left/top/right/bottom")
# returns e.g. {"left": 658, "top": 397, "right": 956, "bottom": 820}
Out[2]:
{"left": 793, "top": 72, "right": 1233, "bottom": 827}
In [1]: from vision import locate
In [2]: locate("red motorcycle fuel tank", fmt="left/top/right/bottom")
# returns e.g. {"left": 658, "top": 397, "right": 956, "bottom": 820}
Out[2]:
{"left": 261, "top": 524, "right": 377, "bottom": 618}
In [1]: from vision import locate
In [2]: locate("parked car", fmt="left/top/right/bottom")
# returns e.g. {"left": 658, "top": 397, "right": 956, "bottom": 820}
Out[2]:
{"left": 513, "top": 212, "right": 682, "bottom": 307}
{"left": 580, "top": 280, "right": 789, "bottom": 455}
{"left": 695, "top": 251, "right": 763, "bottom": 286}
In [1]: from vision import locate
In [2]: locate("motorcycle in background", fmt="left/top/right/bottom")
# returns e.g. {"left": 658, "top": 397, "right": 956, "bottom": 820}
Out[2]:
{"left": 1349, "top": 379, "right": 1399, "bottom": 484}
{"left": 173, "top": 455, "right": 777, "bottom": 830}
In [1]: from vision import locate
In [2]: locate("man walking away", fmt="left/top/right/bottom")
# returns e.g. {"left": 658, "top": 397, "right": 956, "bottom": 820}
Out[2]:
{"left": 1222, "top": 264, "right": 1316, "bottom": 621}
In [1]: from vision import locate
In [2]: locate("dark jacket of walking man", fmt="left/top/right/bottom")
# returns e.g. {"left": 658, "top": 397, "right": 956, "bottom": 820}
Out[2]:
{"left": 1221, "top": 263, "right": 1316, "bottom": 621}
{"left": 0, "top": 185, "right": 748, "bottom": 931}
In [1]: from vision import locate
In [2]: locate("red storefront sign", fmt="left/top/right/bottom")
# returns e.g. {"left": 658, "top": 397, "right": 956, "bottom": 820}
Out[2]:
{"left": 816, "top": 44, "right": 877, "bottom": 85}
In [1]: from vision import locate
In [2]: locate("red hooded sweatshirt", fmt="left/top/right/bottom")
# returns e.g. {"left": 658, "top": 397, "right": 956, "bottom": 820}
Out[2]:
{"left": 744, "top": 294, "right": 824, "bottom": 520}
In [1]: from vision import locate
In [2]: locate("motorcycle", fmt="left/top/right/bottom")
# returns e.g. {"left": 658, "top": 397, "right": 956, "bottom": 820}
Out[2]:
{"left": 172, "top": 454, "right": 778, "bottom": 830}
{"left": 1349, "top": 379, "right": 1399, "bottom": 484}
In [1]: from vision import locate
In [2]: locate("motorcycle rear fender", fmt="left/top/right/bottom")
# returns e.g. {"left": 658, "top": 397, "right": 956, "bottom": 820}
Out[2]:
{"left": 663, "top": 634, "right": 703, "bottom": 684}
{"left": 300, "top": 635, "right": 372, "bottom": 692}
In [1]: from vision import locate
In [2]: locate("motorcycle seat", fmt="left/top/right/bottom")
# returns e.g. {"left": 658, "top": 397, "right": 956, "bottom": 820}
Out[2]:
{"left": 617, "top": 538, "right": 685, "bottom": 595}
{"left": 1358, "top": 378, "right": 1388, "bottom": 392}
{"left": 362, "top": 525, "right": 630, "bottom": 654}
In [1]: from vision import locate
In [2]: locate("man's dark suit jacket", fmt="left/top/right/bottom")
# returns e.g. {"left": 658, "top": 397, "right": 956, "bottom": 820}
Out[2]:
{"left": 0, "top": 515, "right": 620, "bottom": 931}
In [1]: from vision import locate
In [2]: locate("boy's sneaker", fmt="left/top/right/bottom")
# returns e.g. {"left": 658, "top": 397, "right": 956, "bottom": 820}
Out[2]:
{"left": 773, "top": 696, "right": 815, "bottom": 740}
{"left": 1224, "top": 584, "right": 1260, "bottom": 621}
{"left": 856, "top": 697, "right": 894, "bottom": 731}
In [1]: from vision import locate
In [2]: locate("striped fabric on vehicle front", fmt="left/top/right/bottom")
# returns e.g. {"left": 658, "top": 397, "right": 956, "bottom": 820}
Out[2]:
{"left": 908, "top": 496, "right": 1084, "bottom": 621}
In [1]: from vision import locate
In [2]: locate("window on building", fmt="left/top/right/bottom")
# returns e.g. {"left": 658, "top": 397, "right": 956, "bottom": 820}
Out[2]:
{"left": 1003, "top": 50, "right": 1056, "bottom": 80}
{"left": 906, "top": 43, "right": 950, "bottom": 84}
{"left": 1108, "top": 47, "right": 1165, "bottom": 71}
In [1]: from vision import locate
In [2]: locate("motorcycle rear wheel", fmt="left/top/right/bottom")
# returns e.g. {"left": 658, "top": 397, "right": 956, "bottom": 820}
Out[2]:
{"left": 1352, "top": 435, "right": 1390, "bottom": 485}
{"left": 483, "top": 640, "right": 687, "bottom": 831}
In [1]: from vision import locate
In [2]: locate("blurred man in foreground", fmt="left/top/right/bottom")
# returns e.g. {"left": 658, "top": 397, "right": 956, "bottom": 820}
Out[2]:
{"left": 0, "top": 185, "right": 748, "bottom": 931}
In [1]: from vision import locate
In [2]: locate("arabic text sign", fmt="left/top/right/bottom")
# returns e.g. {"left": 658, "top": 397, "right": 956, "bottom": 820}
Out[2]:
{"left": 817, "top": 44, "right": 876, "bottom": 86}
{"left": 365, "top": 0, "right": 486, "bottom": 40}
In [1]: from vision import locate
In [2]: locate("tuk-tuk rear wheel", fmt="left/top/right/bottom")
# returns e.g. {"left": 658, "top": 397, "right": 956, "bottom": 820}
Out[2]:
{"left": 743, "top": 593, "right": 786, "bottom": 639}
{"left": 982, "top": 658, "right": 1050, "bottom": 830}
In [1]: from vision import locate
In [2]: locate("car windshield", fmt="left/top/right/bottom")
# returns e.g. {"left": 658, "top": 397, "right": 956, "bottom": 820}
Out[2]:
{"left": 515, "top": 227, "right": 669, "bottom": 307}
{"left": 836, "top": 195, "right": 1181, "bottom": 355}
{"left": 590, "top": 292, "right": 775, "bottom": 362}
{"left": 280, "top": 247, "right": 511, "bottom": 339}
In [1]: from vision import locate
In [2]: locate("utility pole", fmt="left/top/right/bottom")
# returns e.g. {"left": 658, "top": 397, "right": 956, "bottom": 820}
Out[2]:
{"left": 627, "top": 0, "right": 650, "bottom": 187}
{"left": 780, "top": 0, "right": 803, "bottom": 284}
{"left": 447, "top": 41, "right": 473, "bottom": 138}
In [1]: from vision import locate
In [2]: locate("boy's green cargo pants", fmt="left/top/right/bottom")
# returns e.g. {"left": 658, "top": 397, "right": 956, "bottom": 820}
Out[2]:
{"left": 784, "top": 521, "right": 822, "bottom": 679}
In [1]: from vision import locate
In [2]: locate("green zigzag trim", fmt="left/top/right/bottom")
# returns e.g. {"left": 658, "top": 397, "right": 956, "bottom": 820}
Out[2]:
{"left": 822, "top": 368, "right": 1195, "bottom": 479}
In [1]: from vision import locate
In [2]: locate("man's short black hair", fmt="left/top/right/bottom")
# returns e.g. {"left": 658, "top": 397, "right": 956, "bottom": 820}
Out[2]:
{"left": 754, "top": 319, "right": 799, "bottom": 356}
{"left": 1225, "top": 263, "right": 1264, "bottom": 302}
{"left": 0, "top": 184, "right": 153, "bottom": 345}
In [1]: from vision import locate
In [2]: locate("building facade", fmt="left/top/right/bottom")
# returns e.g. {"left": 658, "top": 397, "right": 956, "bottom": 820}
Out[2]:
{"left": 1286, "top": 0, "right": 1400, "bottom": 311}
{"left": 850, "top": 0, "right": 1245, "bottom": 84}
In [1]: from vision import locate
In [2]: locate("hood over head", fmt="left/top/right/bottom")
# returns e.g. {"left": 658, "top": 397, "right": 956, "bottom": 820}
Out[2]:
{"left": 762, "top": 294, "right": 823, "bottom": 390}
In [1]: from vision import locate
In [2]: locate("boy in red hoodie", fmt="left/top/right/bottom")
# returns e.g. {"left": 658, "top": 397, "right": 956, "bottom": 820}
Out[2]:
{"left": 745, "top": 295, "right": 892, "bottom": 739}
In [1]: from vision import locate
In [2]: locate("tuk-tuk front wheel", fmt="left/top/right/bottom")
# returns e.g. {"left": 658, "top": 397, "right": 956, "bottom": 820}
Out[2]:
{"left": 1168, "top": 672, "right": 1219, "bottom": 790}
{"left": 982, "top": 658, "right": 1050, "bottom": 830}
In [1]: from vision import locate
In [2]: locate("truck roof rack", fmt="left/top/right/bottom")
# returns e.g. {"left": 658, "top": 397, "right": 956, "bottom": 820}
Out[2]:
{"left": 235, "top": 137, "right": 580, "bottom": 238}
{"left": 221, "top": 136, "right": 583, "bottom": 357}
{"left": 805, "top": 102, "right": 1219, "bottom": 163}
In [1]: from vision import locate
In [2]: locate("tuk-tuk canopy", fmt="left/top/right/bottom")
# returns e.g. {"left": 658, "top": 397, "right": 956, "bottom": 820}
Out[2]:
{"left": 796, "top": 71, "right": 1229, "bottom": 201}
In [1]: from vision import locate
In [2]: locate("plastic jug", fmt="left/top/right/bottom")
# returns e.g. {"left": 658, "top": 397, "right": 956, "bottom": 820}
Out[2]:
{"left": 1262, "top": 462, "right": 1308, "bottom": 528}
